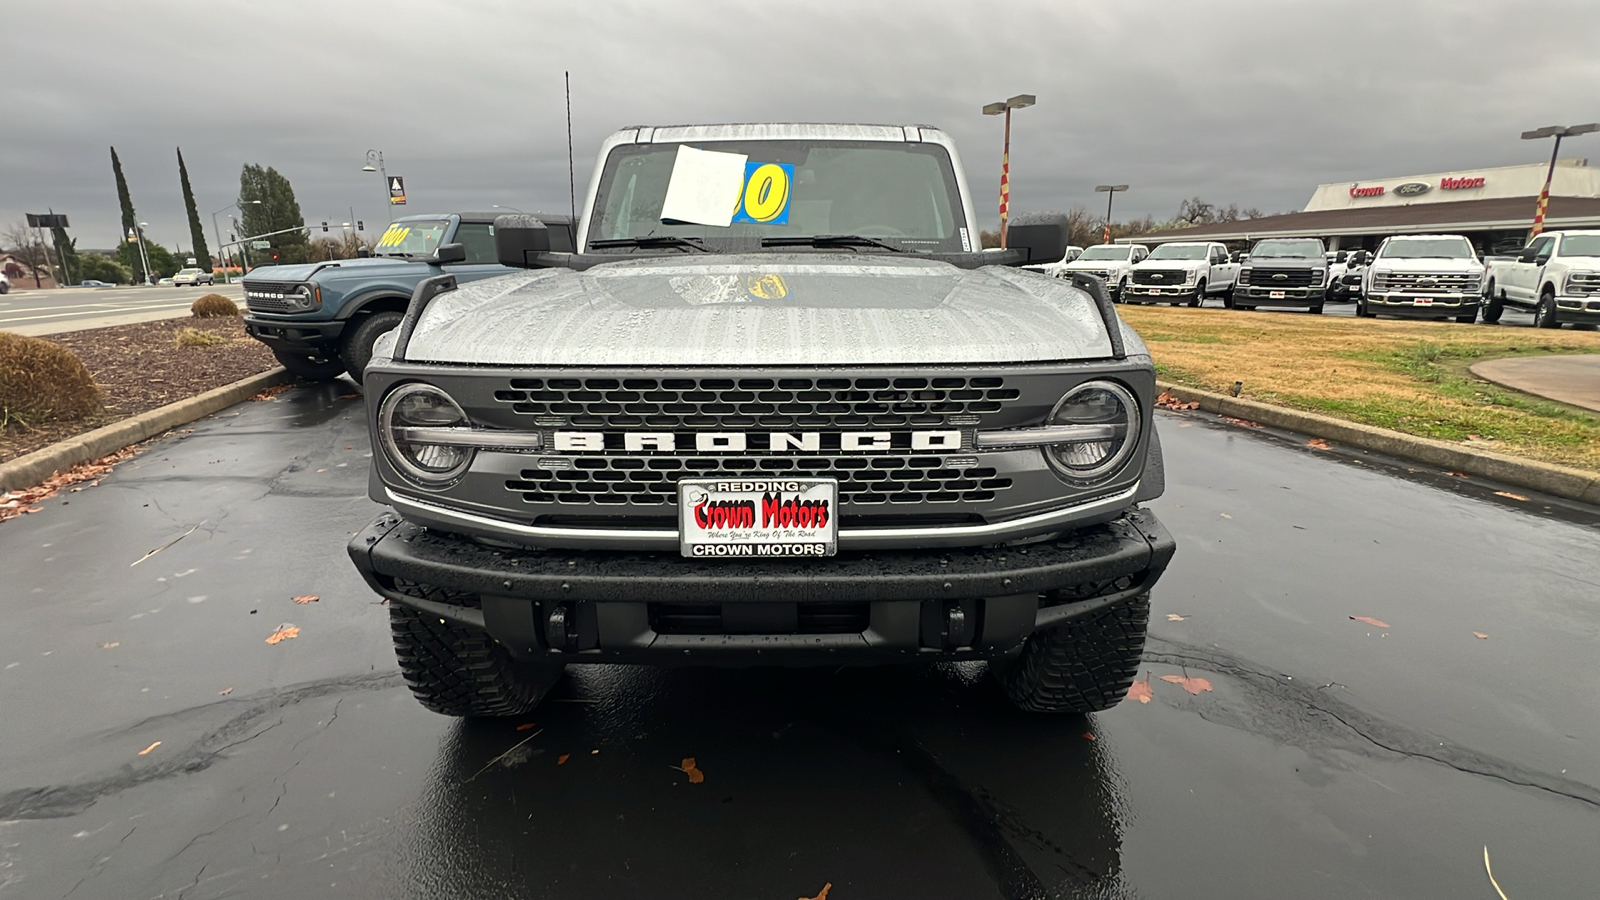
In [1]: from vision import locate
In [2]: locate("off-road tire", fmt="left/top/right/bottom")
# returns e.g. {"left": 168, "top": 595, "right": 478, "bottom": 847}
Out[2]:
{"left": 1535, "top": 291, "right": 1560, "bottom": 329}
{"left": 992, "top": 592, "right": 1151, "bottom": 713}
{"left": 339, "top": 311, "right": 403, "bottom": 386}
{"left": 272, "top": 348, "right": 346, "bottom": 381}
{"left": 1482, "top": 285, "right": 1503, "bottom": 324}
{"left": 389, "top": 585, "right": 563, "bottom": 717}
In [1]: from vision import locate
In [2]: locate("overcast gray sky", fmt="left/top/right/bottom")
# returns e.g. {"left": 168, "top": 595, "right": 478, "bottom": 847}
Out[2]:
{"left": 4, "top": 0, "right": 1598, "bottom": 250}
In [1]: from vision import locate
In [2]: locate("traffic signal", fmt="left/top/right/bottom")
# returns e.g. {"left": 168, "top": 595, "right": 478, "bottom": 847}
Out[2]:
{"left": 271, "top": 252, "right": 280, "bottom": 262}
{"left": 322, "top": 221, "right": 329, "bottom": 232}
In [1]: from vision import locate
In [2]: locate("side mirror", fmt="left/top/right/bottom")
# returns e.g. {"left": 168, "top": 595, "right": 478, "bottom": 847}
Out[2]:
{"left": 1517, "top": 248, "right": 1539, "bottom": 264}
{"left": 357, "top": 247, "right": 371, "bottom": 258}
{"left": 495, "top": 214, "right": 552, "bottom": 267}
{"left": 1003, "top": 212, "right": 1070, "bottom": 266}
{"left": 431, "top": 242, "right": 467, "bottom": 265}
{"left": 1336, "top": 250, "right": 1348, "bottom": 263}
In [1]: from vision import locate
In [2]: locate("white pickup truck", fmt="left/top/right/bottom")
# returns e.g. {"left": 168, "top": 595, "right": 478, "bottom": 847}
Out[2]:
{"left": 1123, "top": 241, "right": 1239, "bottom": 307}
{"left": 1021, "top": 245, "right": 1084, "bottom": 278}
{"left": 1356, "top": 234, "right": 1484, "bottom": 323}
{"left": 1482, "top": 230, "right": 1600, "bottom": 329}
{"left": 1056, "top": 243, "right": 1149, "bottom": 300}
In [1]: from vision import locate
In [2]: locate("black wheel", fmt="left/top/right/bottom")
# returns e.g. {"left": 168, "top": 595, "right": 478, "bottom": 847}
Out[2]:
{"left": 1456, "top": 311, "right": 1477, "bottom": 324}
{"left": 1187, "top": 282, "right": 1205, "bottom": 307}
{"left": 1357, "top": 298, "right": 1375, "bottom": 318}
{"left": 389, "top": 584, "right": 564, "bottom": 717}
{"left": 992, "top": 592, "right": 1151, "bottom": 713}
{"left": 339, "top": 311, "right": 404, "bottom": 386}
{"left": 1482, "top": 284, "right": 1504, "bottom": 324}
{"left": 1310, "top": 301, "right": 1325, "bottom": 314}
{"left": 1535, "top": 291, "right": 1560, "bottom": 329}
{"left": 1223, "top": 291, "right": 1235, "bottom": 310}
{"left": 271, "top": 348, "right": 346, "bottom": 381}
{"left": 1115, "top": 277, "right": 1127, "bottom": 303}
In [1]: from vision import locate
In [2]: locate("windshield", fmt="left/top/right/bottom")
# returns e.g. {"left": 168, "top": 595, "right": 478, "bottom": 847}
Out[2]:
{"left": 586, "top": 140, "right": 968, "bottom": 253}
{"left": 1079, "top": 246, "right": 1132, "bottom": 261}
{"left": 1379, "top": 237, "right": 1475, "bottom": 260}
{"left": 373, "top": 219, "right": 450, "bottom": 257}
{"left": 1250, "top": 239, "right": 1323, "bottom": 259}
{"left": 1146, "top": 244, "right": 1208, "bottom": 261}
{"left": 1562, "top": 235, "right": 1600, "bottom": 256}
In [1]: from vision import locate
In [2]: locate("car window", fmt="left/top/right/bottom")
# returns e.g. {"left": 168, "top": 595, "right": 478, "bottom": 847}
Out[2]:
{"left": 453, "top": 223, "right": 498, "bottom": 264}
{"left": 1532, "top": 236, "right": 1555, "bottom": 259}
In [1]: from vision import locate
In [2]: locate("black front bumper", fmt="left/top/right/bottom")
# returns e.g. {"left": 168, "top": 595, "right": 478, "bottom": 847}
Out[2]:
{"left": 243, "top": 314, "right": 345, "bottom": 353}
{"left": 348, "top": 508, "right": 1176, "bottom": 665}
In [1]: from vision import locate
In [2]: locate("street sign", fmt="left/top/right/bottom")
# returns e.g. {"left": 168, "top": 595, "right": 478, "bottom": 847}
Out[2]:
{"left": 27, "top": 213, "right": 69, "bottom": 228}
{"left": 251, "top": 240, "right": 271, "bottom": 249}
{"left": 388, "top": 176, "right": 406, "bottom": 206}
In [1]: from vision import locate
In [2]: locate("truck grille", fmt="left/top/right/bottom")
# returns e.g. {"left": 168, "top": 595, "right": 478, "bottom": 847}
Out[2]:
{"left": 242, "top": 281, "right": 302, "bottom": 313}
{"left": 1568, "top": 272, "right": 1600, "bottom": 295}
{"left": 1131, "top": 269, "right": 1186, "bottom": 285}
{"left": 494, "top": 376, "right": 1019, "bottom": 428}
{"left": 1371, "top": 271, "right": 1480, "bottom": 293}
{"left": 1243, "top": 267, "right": 1316, "bottom": 287}
{"left": 506, "top": 455, "right": 1012, "bottom": 507}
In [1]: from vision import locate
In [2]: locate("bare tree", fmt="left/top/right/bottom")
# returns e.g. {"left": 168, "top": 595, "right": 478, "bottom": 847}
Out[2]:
{"left": 2, "top": 222, "right": 52, "bottom": 288}
{"left": 1176, "top": 197, "right": 1216, "bottom": 226}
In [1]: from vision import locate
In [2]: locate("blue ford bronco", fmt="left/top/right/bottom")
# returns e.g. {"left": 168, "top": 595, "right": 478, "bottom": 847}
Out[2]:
{"left": 241, "top": 212, "right": 574, "bottom": 383}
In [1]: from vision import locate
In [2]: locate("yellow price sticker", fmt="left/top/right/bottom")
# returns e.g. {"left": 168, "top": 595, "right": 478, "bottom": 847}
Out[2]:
{"left": 731, "top": 162, "right": 793, "bottom": 224}
{"left": 376, "top": 225, "right": 410, "bottom": 249}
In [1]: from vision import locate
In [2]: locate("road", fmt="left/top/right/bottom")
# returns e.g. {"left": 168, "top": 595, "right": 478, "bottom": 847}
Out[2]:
{"left": 1, "top": 384, "right": 1597, "bottom": 899}
{"left": 0, "top": 284, "right": 245, "bottom": 337}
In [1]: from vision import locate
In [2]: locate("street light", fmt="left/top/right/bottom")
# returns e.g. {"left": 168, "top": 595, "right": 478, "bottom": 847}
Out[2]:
{"left": 132, "top": 220, "right": 155, "bottom": 285}
{"left": 363, "top": 150, "right": 393, "bottom": 223}
{"left": 1095, "top": 185, "right": 1129, "bottom": 244}
{"left": 982, "top": 93, "right": 1036, "bottom": 248}
{"left": 211, "top": 200, "right": 262, "bottom": 283}
{"left": 1521, "top": 123, "right": 1599, "bottom": 238}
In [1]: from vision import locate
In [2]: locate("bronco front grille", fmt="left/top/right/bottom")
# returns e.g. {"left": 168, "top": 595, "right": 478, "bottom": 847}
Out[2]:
{"left": 494, "top": 376, "right": 1020, "bottom": 429}
{"left": 505, "top": 456, "right": 1014, "bottom": 507}
{"left": 1132, "top": 269, "right": 1186, "bottom": 285}
{"left": 242, "top": 281, "right": 302, "bottom": 313}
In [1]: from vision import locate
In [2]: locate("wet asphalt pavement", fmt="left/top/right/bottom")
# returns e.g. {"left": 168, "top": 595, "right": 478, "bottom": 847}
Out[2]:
{"left": 2, "top": 383, "right": 1598, "bottom": 899}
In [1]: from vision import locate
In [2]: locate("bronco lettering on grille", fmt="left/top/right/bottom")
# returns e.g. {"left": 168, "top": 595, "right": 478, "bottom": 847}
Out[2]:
{"left": 552, "top": 430, "right": 961, "bottom": 453}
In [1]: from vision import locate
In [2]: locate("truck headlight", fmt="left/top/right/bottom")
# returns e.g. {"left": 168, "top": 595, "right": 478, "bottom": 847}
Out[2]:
{"left": 1313, "top": 268, "right": 1326, "bottom": 285}
{"left": 1045, "top": 381, "right": 1140, "bottom": 482}
{"left": 1238, "top": 266, "right": 1252, "bottom": 285}
{"left": 379, "top": 383, "right": 474, "bottom": 487}
{"left": 280, "top": 284, "right": 319, "bottom": 311}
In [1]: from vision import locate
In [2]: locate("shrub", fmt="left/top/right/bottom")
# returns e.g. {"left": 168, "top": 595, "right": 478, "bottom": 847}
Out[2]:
{"left": 191, "top": 293, "right": 240, "bottom": 318}
{"left": 175, "top": 326, "right": 227, "bottom": 348}
{"left": 0, "top": 331, "right": 103, "bottom": 428}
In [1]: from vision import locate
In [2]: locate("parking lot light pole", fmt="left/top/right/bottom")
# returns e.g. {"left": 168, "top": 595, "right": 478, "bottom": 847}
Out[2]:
{"left": 982, "top": 94, "right": 1036, "bottom": 249}
{"left": 1522, "top": 123, "right": 1599, "bottom": 238}
{"left": 362, "top": 150, "right": 392, "bottom": 224}
{"left": 1095, "top": 185, "right": 1129, "bottom": 244}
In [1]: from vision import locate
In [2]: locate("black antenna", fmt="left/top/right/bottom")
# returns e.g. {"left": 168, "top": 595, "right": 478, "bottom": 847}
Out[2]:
{"left": 565, "top": 71, "right": 576, "bottom": 225}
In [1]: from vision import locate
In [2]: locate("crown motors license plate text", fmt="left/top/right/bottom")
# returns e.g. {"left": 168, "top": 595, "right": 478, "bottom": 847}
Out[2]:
{"left": 679, "top": 478, "right": 838, "bottom": 558}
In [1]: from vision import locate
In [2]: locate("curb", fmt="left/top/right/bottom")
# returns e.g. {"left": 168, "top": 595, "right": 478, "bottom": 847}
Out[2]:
{"left": 1156, "top": 380, "right": 1600, "bottom": 506}
{"left": 0, "top": 368, "right": 292, "bottom": 493}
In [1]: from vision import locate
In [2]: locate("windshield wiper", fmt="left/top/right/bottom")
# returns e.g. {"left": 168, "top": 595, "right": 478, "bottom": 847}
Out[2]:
{"left": 761, "top": 234, "right": 904, "bottom": 252}
{"left": 589, "top": 236, "right": 713, "bottom": 253}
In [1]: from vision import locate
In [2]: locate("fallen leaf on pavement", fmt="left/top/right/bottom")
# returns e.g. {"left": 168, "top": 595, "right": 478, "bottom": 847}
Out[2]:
{"left": 674, "top": 757, "right": 706, "bottom": 783}
{"left": 1473, "top": 632, "right": 1489, "bottom": 640}
{"left": 1160, "top": 674, "right": 1214, "bottom": 695}
{"left": 1445, "top": 471, "right": 1468, "bottom": 478}
{"left": 266, "top": 625, "right": 300, "bottom": 644}
{"left": 100, "top": 642, "right": 120, "bottom": 649}
{"left": 557, "top": 753, "right": 570, "bottom": 765}
{"left": 0, "top": 448, "right": 140, "bottom": 524}
{"left": 800, "top": 884, "right": 833, "bottom": 900}
{"left": 1166, "top": 614, "right": 1188, "bottom": 621}
{"left": 1493, "top": 491, "right": 1529, "bottom": 501}
{"left": 1222, "top": 416, "right": 1262, "bottom": 428}
{"left": 218, "top": 687, "right": 233, "bottom": 695}
{"left": 1126, "top": 673, "right": 1154, "bottom": 704}
{"left": 1307, "top": 438, "right": 1331, "bottom": 450}
{"left": 249, "top": 383, "right": 292, "bottom": 402}
{"left": 138, "top": 741, "right": 161, "bottom": 756}
{"left": 516, "top": 723, "right": 537, "bottom": 731}
{"left": 1082, "top": 732, "right": 1096, "bottom": 741}
{"left": 292, "top": 595, "right": 319, "bottom": 604}
{"left": 1154, "top": 391, "right": 1199, "bottom": 411}
{"left": 1349, "top": 616, "right": 1390, "bottom": 629}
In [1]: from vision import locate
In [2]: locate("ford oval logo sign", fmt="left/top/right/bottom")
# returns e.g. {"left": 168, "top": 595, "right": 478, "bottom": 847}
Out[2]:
{"left": 1152, "top": 274, "right": 1164, "bottom": 280}
{"left": 1272, "top": 273, "right": 1288, "bottom": 281}
{"left": 1394, "top": 182, "right": 1432, "bottom": 197}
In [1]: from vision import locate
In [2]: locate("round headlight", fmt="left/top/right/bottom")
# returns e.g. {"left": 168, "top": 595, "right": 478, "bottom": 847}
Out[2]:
{"left": 379, "top": 383, "right": 473, "bottom": 487}
{"left": 1045, "top": 381, "right": 1140, "bottom": 482}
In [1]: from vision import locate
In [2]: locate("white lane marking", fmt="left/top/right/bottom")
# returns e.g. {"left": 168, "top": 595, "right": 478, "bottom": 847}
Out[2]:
{"left": 0, "top": 303, "right": 195, "bottom": 325}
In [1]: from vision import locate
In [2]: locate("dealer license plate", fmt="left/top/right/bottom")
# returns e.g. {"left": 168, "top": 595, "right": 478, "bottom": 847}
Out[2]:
{"left": 1413, "top": 298, "right": 1433, "bottom": 305}
{"left": 678, "top": 478, "right": 838, "bottom": 558}
{"left": 1269, "top": 290, "right": 1286, "bottom": 299}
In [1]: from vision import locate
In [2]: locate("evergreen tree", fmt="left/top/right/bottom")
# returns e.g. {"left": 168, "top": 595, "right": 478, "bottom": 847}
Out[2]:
{"left": 51, "top": 224, "right": 77, "bottom": 285}
{"left": 238, "top": 164, "right": 308, "bottom": 264}
{"left": 177, "top": 148, "right": 212, "bottom": 270}
{"left": 110, "top": 146, "right": 148, "bottom": 283}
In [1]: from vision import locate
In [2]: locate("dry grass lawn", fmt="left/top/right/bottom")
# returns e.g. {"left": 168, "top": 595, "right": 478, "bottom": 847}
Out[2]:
{"left": 1118, "top": 306, "right": 1600, "bottom": 472}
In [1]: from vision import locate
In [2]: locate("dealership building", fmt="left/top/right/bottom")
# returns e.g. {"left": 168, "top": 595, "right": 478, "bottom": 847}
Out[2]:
{"left": 1132, "top": 158, "right": 1600, "bottom": 254}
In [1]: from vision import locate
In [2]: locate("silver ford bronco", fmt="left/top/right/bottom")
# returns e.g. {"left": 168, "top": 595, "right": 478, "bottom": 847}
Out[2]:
{"left": 347, "top": 123, "right": 1175, "bottom": 716}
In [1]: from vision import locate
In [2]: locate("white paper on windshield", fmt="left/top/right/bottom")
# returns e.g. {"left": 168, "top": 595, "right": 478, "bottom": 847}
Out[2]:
{"left": 660, "top": 145, "right": 747, "bottom": 228}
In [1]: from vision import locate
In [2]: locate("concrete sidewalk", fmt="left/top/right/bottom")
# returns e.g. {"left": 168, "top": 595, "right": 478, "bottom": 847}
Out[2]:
{"left": 1471, "top": 354, "right": 1600, "bottom": 412}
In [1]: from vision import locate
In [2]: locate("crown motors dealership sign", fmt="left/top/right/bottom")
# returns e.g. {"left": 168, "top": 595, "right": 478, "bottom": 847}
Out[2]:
{"left": 1350, "top": 176, "right": 1487, "bottom": 199}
